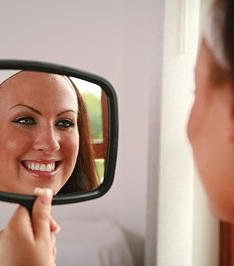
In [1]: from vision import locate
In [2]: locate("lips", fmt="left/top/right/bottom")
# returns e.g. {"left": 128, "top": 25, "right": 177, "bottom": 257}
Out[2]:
{"left": 21, "top": 160, "right": 60, "bottom": 173}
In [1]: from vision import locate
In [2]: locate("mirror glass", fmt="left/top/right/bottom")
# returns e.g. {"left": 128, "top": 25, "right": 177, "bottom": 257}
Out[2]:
{"left": 0, "top": 69, "right": 109, "bottom": 196}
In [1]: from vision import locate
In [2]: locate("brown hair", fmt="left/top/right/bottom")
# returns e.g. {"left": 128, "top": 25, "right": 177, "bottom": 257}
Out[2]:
{"left": 220, "top": 0, "right": 234, "bottom": 80}
{"left": 58, "top": 77, "right": 98, "bottom": 194}
{"left": 209, "top": 0, "right": 234, "bottom": 85}
{"left": 202, "top": 39, "right": 230, "bottom": 87}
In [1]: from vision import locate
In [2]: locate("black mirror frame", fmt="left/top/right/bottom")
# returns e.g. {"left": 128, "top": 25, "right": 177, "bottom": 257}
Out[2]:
{"left": 0, "top": 60, "right": 118, "bottom": 212}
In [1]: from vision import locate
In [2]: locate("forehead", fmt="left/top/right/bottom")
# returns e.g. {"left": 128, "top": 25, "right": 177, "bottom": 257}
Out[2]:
{"left": 0, "top": 71, "right": 78, "bottom": 110}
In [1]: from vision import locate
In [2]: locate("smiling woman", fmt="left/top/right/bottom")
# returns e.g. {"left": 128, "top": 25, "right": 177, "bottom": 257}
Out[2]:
{"left": 0, "top": 71, "right": 98, "bottom": 195}
{"left": 0, "top": 61, "right": 118, "bottom": 209}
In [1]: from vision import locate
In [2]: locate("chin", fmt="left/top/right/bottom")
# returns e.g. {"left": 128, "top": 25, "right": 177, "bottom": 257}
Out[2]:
{"left": 210, "top": 200, "right": 234, "bottom": 224}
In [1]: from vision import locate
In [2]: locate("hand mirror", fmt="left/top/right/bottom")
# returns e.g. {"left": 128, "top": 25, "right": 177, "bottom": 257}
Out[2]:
{"left": 0, "top": 60, "right": 118, "bottom": 212}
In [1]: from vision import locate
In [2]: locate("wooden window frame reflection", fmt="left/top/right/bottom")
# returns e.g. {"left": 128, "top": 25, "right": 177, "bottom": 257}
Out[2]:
{"left": 92, "top": 91, "right": 108, "bottom": 163}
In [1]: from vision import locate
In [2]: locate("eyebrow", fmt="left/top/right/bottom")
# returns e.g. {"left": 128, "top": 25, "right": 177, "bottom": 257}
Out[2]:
{"left": 9, "top": 104, "right": 42, "bottom": 115}
{"left": 9, "top": 104, "right": 76, "bottom": 117}
{"left": 56, "top": 110, "right": 77, "bottom": 117}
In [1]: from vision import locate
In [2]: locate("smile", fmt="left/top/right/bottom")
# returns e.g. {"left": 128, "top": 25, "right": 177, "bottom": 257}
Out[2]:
{"left": 21, "top": 160, "right": 60, "bottom": 173}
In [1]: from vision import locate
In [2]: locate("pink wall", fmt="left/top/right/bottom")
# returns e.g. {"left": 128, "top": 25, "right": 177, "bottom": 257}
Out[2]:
{"left": 0, "top": 1, "right": 164, "bottom": 265}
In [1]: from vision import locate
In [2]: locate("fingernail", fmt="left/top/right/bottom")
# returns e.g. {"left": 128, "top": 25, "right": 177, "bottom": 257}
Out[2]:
{"left": 40, "top": 189, "right": 52, "bottom": 205}
{"left": 33, "top": 187, "right": 43, "bottom": 196}
{"left": 50, "top": 216, "right": 61, "bottom": 233}
{"left": 33, "top": 187, "right": 52, "bottom": 205}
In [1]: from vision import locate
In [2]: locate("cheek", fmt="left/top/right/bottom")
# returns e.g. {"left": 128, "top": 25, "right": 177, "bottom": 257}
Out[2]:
{"left": 0, "top": 131, "right": 30, "bottom": 158}
{"left": 187, "top": 97, "right": 213, "bottom": 186}
{"left": 187, "top": 95, "right": 234, "bottom": 217}
{"left": 187, "top": 104, "right": 195, "bottom": 144}
{"left": 187, "top": 85, "right": 212, "bottom": 148}
{"left": 187, "top": 100, "right": 202, "bottom": 146}
{"left": 63, "top": 132, "right": 79, "bottom": 163}
{"left": 187, "top": 97, "right": 212, "bottom": 167}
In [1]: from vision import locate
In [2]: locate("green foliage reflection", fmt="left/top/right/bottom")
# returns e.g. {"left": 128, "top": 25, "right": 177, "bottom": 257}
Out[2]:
{"left": 95, "top": 159, "right": 104, "bottom": 184}
{"left": 81, "top": 92, "right": 103, "bottom": 140}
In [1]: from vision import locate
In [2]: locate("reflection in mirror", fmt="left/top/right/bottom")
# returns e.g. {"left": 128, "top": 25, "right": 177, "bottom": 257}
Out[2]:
{"left": 0, "top": 70, "right": 108, "bottom": 196}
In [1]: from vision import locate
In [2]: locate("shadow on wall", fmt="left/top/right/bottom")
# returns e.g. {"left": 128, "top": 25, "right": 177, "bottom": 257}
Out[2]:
{"left": 122, "top": 227, "right": 144, "bottom": 266}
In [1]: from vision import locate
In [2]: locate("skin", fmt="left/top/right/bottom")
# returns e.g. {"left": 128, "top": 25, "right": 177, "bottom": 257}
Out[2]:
{"left": 0, "top": 188, "right": 58, "bottom": 266}
{"left": 0, "top": 71, "right": 79, "bottom": 195}
{"left": 187, "top": 39, "right": 234, "bottom": 223}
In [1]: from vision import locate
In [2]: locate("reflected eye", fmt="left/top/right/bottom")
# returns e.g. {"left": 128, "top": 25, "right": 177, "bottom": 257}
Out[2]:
{"left": 56, "top": 119, "right": 74, "bottom": 129}
{"left": 12, "top": 117, "right": 36, "bottom": 125}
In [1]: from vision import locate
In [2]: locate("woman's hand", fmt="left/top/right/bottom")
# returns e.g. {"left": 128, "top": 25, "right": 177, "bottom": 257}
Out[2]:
{"left": 0, "top": 188, "right": 60, "bottom": 266}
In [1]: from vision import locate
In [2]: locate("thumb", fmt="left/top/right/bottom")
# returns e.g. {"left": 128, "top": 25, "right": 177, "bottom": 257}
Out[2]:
{"left": 32, "top": 188, "right": 53, "bottom": 240}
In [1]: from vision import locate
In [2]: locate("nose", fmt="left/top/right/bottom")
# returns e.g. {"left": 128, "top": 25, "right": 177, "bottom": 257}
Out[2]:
{"left": 33, "top": 126, "right": 60, "bottom": 153}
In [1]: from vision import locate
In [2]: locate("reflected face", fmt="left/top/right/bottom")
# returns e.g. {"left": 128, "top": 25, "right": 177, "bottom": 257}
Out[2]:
{"left": 187, "top": 40, "right": 234, "bottom": 222}
{"left": 0, "top": 71, "right": 79, "bottom": 195}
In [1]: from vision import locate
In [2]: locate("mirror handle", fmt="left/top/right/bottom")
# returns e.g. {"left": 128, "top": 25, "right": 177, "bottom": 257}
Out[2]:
{"left": 19, "top": 199, "right": 34, "bottom": 216}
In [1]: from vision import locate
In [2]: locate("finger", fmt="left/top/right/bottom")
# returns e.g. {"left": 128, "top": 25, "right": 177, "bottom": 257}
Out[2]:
{"left": 52, "top": 245, "right": 57, "bottom": 260}
{"left": 7, "top": 205, "right": 33, "bottom": 240}
{"left": 31, "top": 188, "right": 53, "bottom": 240}
{"left": 50, "top": 233, "right": 57, "bottom": 258}
{"left": 50, "top": 232, "right": 56, "bottom": 246}
{"left": 50, "top": 216, "right": 61, "bottom": 234}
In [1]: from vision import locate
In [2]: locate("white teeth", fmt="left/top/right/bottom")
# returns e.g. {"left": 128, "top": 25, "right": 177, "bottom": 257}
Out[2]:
{"left": 35, "top": 163, "right": 40, "bottom": 170}
{"left": 25, "top": 162, "right": 56, "bottom": 172}
{"left": 40, "top": 164, "right": 46, "bottom": 171}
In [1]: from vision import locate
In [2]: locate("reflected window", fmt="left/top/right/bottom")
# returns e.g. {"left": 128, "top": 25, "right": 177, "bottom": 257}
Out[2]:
{"left": 71, "top": 77, "right": 108, "bottom": 184}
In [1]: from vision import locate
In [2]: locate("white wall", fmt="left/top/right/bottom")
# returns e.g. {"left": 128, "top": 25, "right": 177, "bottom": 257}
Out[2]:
{"left": 155, "top": 1, "right": 199, "bottom": 264}
{"left": 192, "top": 171, "right": 219, "bottom": 266}
{"left": 0, "top": 1, "right": 165, "bottom": 265}
{"left": 145, "top": 1, "right": 219, "bottom": 266}
{"left": 145, "top": 0, "right": 198, "bottom": 265}
{"left": 192, "top": 1, "right": 219, "bottom": 265}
